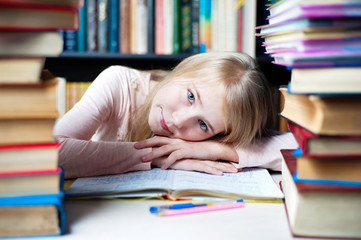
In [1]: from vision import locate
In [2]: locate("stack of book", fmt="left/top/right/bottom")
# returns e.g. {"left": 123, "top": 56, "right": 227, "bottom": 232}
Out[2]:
{"left": 0, "top": 0, "right": 82, "bottom": 237}
{"left": 257, "top": 0, "right": 361, "bottom": 238}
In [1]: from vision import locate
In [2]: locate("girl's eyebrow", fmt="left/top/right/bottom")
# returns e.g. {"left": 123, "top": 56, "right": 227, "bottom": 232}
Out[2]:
{"left": 192, "top": 83, "right": 215, "bottom": 134}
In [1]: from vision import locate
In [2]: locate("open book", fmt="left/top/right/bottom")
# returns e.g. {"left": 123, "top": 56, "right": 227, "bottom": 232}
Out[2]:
{"left": 65, "top": 168, "right": 284, "bottom": 200}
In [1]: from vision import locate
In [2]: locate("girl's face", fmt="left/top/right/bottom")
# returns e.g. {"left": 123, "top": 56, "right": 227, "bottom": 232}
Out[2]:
{"left": 148, "top": 78, "right": 226, "bottom": 141}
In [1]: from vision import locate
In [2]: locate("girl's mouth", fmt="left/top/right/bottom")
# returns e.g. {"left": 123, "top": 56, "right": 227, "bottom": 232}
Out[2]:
{"left": 160, "top": 110, "right": 170, "bottom": 132}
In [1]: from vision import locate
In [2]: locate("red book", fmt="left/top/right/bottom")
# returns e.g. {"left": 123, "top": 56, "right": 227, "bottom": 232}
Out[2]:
{"left": 0, "top": 1, "right": 81, "bottom": 30}
{"left": 0, "top": 0, "right": 83, "bottom": 10}
{"left": 288, "top": 120, "right": 361, "bottom": 156}
{"left": 281, "top": 149, "right": 361, "bottom": 239}
{"left": 0, "top": 142, "right": 60, "bottom": 174}
{"left": 0, "top": 167, "right": 63, "bottom": 197}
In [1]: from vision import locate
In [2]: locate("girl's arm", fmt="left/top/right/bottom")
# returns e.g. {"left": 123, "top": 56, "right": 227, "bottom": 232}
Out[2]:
{"left": 136, "top": 131, "right": 298, "bottom": 171}
{"left": 54, "top": 66, "right": 151, "bottom": 179}
{"left": 234, "top": 131, "right": 299, "bottom": 171}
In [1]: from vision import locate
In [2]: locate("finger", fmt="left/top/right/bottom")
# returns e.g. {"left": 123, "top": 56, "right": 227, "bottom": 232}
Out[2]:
{"left": 161, "top": 149, "right": 185, "bottom": 169}
{"left": 141, "top": 144, "right": 180, "bottom": 162}
{"left": 134, "top": 136, "right": 172, "bottom": 149}
{"left": 204, "top": 161, "right": 238, "bottom": 173}
{"left": 171, "top": 160, "right": 223, "bottom": 176}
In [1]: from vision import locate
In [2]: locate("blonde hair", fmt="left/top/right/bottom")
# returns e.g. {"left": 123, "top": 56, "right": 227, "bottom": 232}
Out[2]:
{"left": 126, "top": 52, "right": 275, "bottom": 147}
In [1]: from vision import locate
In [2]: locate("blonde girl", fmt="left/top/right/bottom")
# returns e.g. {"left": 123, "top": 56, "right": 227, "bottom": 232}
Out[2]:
{"left": 54, "top": 52, "right": 297, "bottom": 178}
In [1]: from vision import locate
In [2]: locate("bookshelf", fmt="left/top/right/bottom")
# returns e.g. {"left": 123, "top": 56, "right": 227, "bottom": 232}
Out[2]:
{"left": 44, "top": 0, "right": 290, "bottom": 85}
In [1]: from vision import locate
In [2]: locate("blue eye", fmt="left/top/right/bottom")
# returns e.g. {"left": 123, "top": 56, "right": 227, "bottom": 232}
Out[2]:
{"left": 198, "top": 120, "right": 208, "bottom": 131}
{"left": 188, "top": 90, "right": 195, "bottom": 103}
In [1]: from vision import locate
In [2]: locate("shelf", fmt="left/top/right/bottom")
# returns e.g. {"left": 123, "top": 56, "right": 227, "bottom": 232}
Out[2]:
{"left": 51, "top": 52, "right": 193, "bottom": 60}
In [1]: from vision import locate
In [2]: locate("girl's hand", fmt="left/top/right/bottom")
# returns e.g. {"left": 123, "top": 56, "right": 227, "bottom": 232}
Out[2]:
{"left": 151, "top": 157, "right": 239, "bottom": 176}
{"left": 134, "top": 136, "right": 239, "bottom": 170}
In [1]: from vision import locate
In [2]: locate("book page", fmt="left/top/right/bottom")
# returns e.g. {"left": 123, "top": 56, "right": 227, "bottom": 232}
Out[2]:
{"left": 66, "top": 169, "right": 175, "bottom": 195}
{"left": 172, "top": 168, "right": 284, "bottom": 199}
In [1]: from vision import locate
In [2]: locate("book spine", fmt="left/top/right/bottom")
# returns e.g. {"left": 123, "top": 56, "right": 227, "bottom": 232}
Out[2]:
{"left": 77, "top": 0, "right": 87, "bottom": 52}
{"left": 97, "top": 0, "right": 109, "bottom": 52}
{"left": 108, "top": 0, "right": 119, "bottom": 52}
{"left": 87, "top": 0, "right": 98, "bottom": 51}
{"left": 147, "top": 0, "right": 155, "bottom": 53}
{"left": 120, "top": 0, "right": 131, "bottom": 53}
{"left": 163, "top": 0, "right": 173, "bottom": 54}
{"left": 180, "top": 0, "right": 192, "bottom": 53}
{"left": 136, "top": 0, "right": 148, "bottom": 54}
{"left": 236, "top": 1, "right": 243, "bottom": 52}
{"left": 199, "top": 0, "right": 211, "bottom": 53}
{"left": 191, "top": 0, "right": 200, "bottom": 53}
{"left": 172, "top": 0, "right": 180, "bottom": 54}
{"left": 155, "top": 0, "right": 164, "bottom": 54}
{"left": 63, "top": 31, "right": 78, "bottom": 52}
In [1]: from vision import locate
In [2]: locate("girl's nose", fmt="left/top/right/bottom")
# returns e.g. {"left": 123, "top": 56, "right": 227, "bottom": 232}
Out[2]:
{"left": 172, "top": 110, "right": 193, "bottom": 129}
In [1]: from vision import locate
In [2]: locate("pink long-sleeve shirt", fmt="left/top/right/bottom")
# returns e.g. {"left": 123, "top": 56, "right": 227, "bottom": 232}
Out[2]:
{"left": 54, "top": 66, "right": 298, "bottom": 178}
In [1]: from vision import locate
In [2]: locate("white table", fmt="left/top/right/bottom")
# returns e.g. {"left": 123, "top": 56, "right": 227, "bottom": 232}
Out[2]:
{"left": 14, "top": 173, "right": 328, "bottom": 240}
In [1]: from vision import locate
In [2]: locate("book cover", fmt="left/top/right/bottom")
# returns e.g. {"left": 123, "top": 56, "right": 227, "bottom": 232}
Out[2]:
{"left": 0, "top": 2, "right": 80, "bottom": 30}
{"left": 281, "top": 149, "right": 361, "bottom": 238}
{"left": 0, "top": 31, "right": 63, "bottom": 56}
{"left": 288, "top": 120, "right": 361, "bottom": 156}
{"left": 0, "top": 142, "right": 60, "bottom": 173}
{"left": 0, "top": 57, "right": 45, "bottom": 84}
{"left": 279, "top": 87, "right": 361, "bottom": 135}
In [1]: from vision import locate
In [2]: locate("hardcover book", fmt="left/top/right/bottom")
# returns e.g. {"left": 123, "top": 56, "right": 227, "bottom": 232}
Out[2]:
{"left": 279, "top": 87, "right": 361, "bottom": 135}
{"left": 281, "top": 149, "right": 361, "bottom": 239}
{"left": 0, "top": 168, "right": 63, "bottom": 197}
{"left": 0, "top": 143, "right": 59, "bottom": 173}
{"left": 0, "top": 2, "right": 80, "bottom": 30}
{"left": 288, "top": 66, "right": 361, "bottom": 94}
{"left": 0, "top": 57, "right": 45, "bottom": 83}
{"left": 0, "top": 31, "right": 63, "bottom": 56}
{"left": 288, "top": 120, "right": 361, "bottom": 156}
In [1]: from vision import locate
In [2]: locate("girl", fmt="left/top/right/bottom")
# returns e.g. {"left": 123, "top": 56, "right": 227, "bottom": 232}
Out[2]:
{"left": 54, "top": 52, "right": 298, "bottom": 179}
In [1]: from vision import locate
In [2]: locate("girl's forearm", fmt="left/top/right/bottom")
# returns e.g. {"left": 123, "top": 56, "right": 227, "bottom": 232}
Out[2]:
{"left": 235, "top": 132, "right": 298, "bottom": 171}
{"left": 57, "top": 137, "right": 151, "bottom": 179}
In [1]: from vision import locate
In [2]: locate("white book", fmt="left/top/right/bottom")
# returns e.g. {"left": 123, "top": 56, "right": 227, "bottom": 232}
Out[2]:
{"left": 66, "top": 168, "right": 284, "bottom": 200}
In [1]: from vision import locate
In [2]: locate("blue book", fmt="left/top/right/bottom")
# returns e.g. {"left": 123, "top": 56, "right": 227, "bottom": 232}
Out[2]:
{"left": 293, "top": 171, "right": 361, "bottom": 187}
{"left": 0, "top": 169, "right": 65, "bottom": 237}
{"left": 98, "top": 0, "right": 109, "bottom": 52}
{"left": 77, "top": 0, "right": 87, "bottom": 52}
{"left": 108, "top": 0, "right": 119, "bottom": 52}
{"left": 147, "top": 0, "right": 155, "bottom": 53}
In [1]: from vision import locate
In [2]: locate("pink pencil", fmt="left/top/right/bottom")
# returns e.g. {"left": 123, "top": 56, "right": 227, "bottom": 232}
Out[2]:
{"left": 158, "top": 200, "right": 244, "bottom": 216}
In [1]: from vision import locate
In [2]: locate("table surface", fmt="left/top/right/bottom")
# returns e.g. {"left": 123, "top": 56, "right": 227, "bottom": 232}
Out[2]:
{"left": 13, "top": 173, "right": 333, "bottom": 240}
